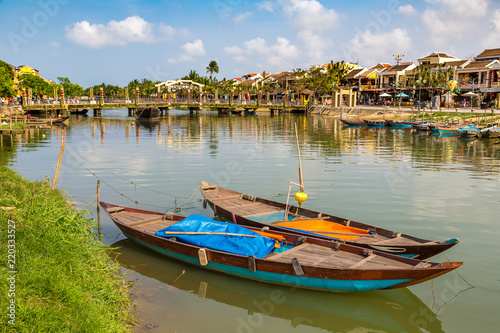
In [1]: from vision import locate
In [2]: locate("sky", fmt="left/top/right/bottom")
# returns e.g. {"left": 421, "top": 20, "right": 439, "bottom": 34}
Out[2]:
{"left": 0, "top": 0, "right": 499, "bottom": 87}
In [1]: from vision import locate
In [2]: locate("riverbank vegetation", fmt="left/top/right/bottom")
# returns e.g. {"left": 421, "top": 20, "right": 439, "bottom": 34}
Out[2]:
{"left": 0, "top": 167, "right": 134, "bottom": 332}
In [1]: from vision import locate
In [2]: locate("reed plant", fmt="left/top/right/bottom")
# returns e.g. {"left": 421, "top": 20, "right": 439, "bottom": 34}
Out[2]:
{"left": 0, "top": 167, "right": 134, "bottom": 332}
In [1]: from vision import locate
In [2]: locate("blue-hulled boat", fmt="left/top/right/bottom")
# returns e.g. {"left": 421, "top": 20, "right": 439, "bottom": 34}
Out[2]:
{"left": 385, "top": 120, "right": 413, "bottom": 128}
{"left": 101, "top": 201, "right": 462, "bottom": 292}
{"left": 459, "top": 125, "right": 480, "bottom": 137}
{"left": 363, "top": 119, "right": 388, "bottom": 127}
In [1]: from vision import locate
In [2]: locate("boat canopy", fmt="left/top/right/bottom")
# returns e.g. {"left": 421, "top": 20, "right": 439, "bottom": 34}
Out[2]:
{"left": 155, "top": 214, "right": 277, "bottom": 258}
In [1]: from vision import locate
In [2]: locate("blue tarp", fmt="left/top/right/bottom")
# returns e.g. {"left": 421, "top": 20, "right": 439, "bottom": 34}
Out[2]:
{"left": 155, "top": 214, "right": 276, "bottom": 258}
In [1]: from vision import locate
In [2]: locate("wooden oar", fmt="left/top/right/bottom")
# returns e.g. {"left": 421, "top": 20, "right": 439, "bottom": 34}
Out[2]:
{"left": 294, "top": 229, "right": 375, "bottom": 237}
{"left": 159, "top": 231, "right": 259, "bottom": 238}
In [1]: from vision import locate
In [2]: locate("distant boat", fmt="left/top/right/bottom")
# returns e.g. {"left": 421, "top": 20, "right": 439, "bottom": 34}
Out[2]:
{"left": 70, "top": 109, "right": 88, "bottom": 115}
{"left": 385, "top": 120, "right": 413, "bottom": 128}
{"left": 363, "top": 119, "right": 388, "bottom": 127}
{"left": 136, "top": 107, "right": 161, "bottom": 119}
{"left": 459, "top": 125, "right": 480, "bottom": 137}
{"left": 27, "top": 116, "right": 69, "bottom": 124}
{"left": 100, "top": 201, "right": 462, "bottom": 292}
{"left": 480, "top": 126, "right": 500, "bottom": 138}
{"left": 340, "top": 119, "right": 368, "bottom": 126}
{"left": 199, "top": 181, "right": 460, "bottom": 259}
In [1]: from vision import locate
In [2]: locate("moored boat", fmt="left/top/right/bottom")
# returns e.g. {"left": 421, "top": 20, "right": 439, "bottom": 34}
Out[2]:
{"left": 27, "top": 116, "right": 69, "bottom": 124}
{"left": 199, "top": 181, "right": 460, "bottom": 259}
{"left": 70, "top": 109, "right": 88, "bottom": 115}
{"left": 136, "top": 107, "right": 161, "bottom": 119}
{"left": 385, "top": 120, "right": 413, "bottom": 128}
{"left": 363, "top": 119, "right": 388, "bottom": 127}
{"left": 100, "top": 201, "right": 462, "bottom": 292}
{"left": 340, "top": 119, "right": 368, "bottom": 126}
{"left": 480, "top": 126, "right": 500, "bottom": 138}
{"left": 459, "top": 125, "right": 480, "bottom": 137}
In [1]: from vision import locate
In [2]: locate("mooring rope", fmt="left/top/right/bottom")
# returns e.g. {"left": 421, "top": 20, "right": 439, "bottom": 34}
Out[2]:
{"left": 66, "top": 150, "right": 200, "bottom": 211}
{"left": 67, "top": 149, "right": 191, "bottom": 199}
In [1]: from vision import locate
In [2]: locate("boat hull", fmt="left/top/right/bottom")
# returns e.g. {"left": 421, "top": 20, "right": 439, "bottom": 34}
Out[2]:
{"left": 200, "top": 182, "right": 460, "bottom": 260}
{"left": 136, "top": 107, "right": 161, "bottom": 119}
{"left": 101, "top": 202, "right": 461, "bottom": 292}
{"left": 340, "top": 119, "right": 368, "bottom": 126}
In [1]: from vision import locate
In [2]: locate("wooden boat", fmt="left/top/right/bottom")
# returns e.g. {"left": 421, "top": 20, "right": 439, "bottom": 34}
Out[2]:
{"left": 231, "top": 110, "right": 243, "bottom": 115}
{"left": 100, "top": 201, "right": 462, "bottom": 292}
{"left": 27, "top": 116, "right": 69, "bottom": 124}
{"left": 70, "top": 109, "right": 88, "bottom": 115}
{"left": 113, "top": 237, "right": 446, "bottom": 332}
{"left": 459, "top": 125, "right": 480, "bottom": 137}
{"left": 411, "top": 123, "right": 431, "bottom": 131}
{"left": 363, "top": 119, "right": 388, "bottom": 127}
{"left": 436, "top": 125, "right": 460, "bottom": 134}
{"left": 480, "top": 126, "right": 500, "bottom": 138}
{"left": 340, "top": 119, "right": 368, "bottom": 126}
{"left": 199, "top": 181, "right": 460, "bottom": 259}
{"left": 136, "top": 107, "right": 161, "bottom": 119}
{"left": 385, "top": 120, "right": 413, "bottom": 128}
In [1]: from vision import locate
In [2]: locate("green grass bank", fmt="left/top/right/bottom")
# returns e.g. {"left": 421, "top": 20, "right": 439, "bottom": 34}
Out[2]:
{"left": 0, "top": 167, "right": 134, "bottom": 332}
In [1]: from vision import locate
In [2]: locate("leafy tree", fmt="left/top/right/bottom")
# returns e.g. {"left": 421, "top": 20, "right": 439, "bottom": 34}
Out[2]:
{"left": 206, "top": 60, "right": 219, "bottom": 83}
{"left": 18, "top": 74, "right": 53, "bottom": 96}
{"left": 0, "top": 67, "right": 15, "bottom": 98}
{"left": 57, "top": 77, "right": 83, "bottom": 97}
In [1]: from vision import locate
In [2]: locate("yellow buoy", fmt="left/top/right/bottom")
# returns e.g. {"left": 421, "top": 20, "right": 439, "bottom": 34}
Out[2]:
{"left": 294, "top": 191, "right": 307, "bottom": 204}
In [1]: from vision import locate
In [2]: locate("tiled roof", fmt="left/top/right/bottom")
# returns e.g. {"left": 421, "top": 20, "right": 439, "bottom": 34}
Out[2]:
{"left": 419, "top": 52, "right": 457, "bottom": 60}
{"left": 443, "top": 60, "right": 469, "bottom": 67}
{"left": 359, "top": 70, "right": 377, "bottom": 77}
{"left": 462, "top": 61, "right": 493, "bottom": 70}
{"left": 369, "top": 63, "right": 392, "bottom": 70}
{"left": 476, "top": 48, "right": 500, "bottom": 58}
{"left": 345, "top": 68, "right": 365, "bottom": 79}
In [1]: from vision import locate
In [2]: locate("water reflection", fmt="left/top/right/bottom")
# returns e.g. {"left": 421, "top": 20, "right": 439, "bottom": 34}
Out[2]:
{"left": 111, "top": 238, "right": 443, "bottom": 333}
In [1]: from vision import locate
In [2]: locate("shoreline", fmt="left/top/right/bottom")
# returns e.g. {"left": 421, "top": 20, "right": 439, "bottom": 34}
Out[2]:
{"left": 0, "top": 167, "right": 135, "bottom": 332}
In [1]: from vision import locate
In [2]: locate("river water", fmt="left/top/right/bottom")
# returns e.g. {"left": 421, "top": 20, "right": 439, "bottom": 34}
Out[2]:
{"left": 1, "top": 110, "right": 499, "bottom": 332}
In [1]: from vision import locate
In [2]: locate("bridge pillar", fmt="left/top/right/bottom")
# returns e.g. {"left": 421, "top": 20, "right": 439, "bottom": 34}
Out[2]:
{"left": 93, "top": 109, "right": 101, "bottom": 117}
{"left": 215, "top": 88, "right": 219, "bottom": 103}
{"left": 167, "top": 87, "right": 171, "bottom": 103}
{"left": 159, "top": 107, "right": 169, "bottom": 116}
{"left": 199, "top": 86, "right": 202, "bottom": 104}
{"left": 128, "top": 108, "right": 134, "bottom": 117}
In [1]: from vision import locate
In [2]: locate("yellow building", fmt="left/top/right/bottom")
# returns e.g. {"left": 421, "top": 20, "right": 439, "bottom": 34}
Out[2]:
{"left": 13, "top": 65, "right": 40, "bottom": 84}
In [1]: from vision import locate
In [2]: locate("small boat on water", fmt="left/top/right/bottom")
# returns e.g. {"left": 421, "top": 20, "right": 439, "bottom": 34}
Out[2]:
{"left": 363, "top": 119, "right": 388, "bottom": 127}
{"left": 200, "top": 181, "right": 460, "bottom": 259}
{"left": 136, "top": 107, "right": 161, "bottom": 119}
{"left": 412, "top": 123, "right": 432, "bottom": 131}
{"left": 385, "top": 120, "right": 413, "bottom": 128}
{"left": 70, "top": 109, "right": 88, "bottom": 115}
{"left": 100, "top": 201, "right": 462, "bottom": 292}
{"left": 480, "top": 126, "right": 500, "bottom": 138}
{"left": 27, "top": 116, "right": 69, "bottom": 124}
{"left": 459, "top": 125, "right": 480, "bottom": 137}
{"left": 436, "top": 125, "right": 461, "bottom": 134}
{"left": 340, "top": 119, "right": 368, "bottom": 126}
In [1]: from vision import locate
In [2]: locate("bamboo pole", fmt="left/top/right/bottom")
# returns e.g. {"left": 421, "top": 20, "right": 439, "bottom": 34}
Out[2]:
{"left": 294, "top": 123, "right": 304, "bottom": 193}
{"left": 96, "top": 179, "right": 101, "bottom": 238}
{"left": 298, "top": 229, "right": 375, "bottom": 237}
{"left": 158, "top": 231, "right": 260, "bottom": 237}
{"left": 52, "top": 131, "right": 65, "bottom": 189}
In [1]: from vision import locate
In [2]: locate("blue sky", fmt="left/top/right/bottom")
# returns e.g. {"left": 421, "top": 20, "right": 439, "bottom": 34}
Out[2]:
{"left": 1, "top": 0, "right": 498, "bottom": 87}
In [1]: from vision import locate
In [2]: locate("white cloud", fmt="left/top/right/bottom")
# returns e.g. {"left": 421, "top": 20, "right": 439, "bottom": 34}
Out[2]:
{"left": 223, "top": 37, "right": 300, "bottom": 69}
{"left": 168, "top": 39, "right": 206, "bottom": 63}
{"left": 279, "top": 0, "right": 341, "bottom": 31}
{"left": 257, "top": 1, "right": 275, "bottom": 13}
{"left": 422, "top": 0, "right": 488, "bottom": 41}
{"left": 234, "top": 12, "right": 253, "bottom": 24}
{"left": 398, "top": 4, "right": 416, "bottom": 15}
{"left": 65, "top": 16, "right": 190, "bottom": 49}
{"left": 483, "top": 9, "right": 500, "bottom": 47}
{"left": 50, "top": 41, "right": 60, "bottom": 47}
{"left": 65, "top": 16, "right": 154, "bottom": 49}
{"left": 343, "top": 28, "right": 412, "bottom": 66}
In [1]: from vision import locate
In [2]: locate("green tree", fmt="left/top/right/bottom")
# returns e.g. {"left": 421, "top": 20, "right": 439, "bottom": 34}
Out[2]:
{"left": 0, "top": 67, "right": 15, "bottom": 98}
{"left": 18, "top": 74, "right": 53, "bottom": 96}
{"left": 206, "top": 60, "right": 219, "bottom": 83}
{"left": 57, "top": 77, "right": 83, "bottom": 97}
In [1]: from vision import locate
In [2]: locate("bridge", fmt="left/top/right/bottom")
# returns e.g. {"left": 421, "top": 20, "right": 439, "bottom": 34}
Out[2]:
{"left": 21, "top": 79, "right": 308, "bottom": 116}
{"left": 22, "top": 98, "right": 307, "bottom": 117}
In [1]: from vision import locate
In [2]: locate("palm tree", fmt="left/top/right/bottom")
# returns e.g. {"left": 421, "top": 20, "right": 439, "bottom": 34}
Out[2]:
{"left": 206, "top": 60, "right": 219, "bottom": 83}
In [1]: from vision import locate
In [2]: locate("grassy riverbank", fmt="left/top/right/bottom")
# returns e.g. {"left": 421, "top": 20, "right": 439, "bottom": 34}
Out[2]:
{"left": 0, "top": 167, "right": 134, "bottom": 332}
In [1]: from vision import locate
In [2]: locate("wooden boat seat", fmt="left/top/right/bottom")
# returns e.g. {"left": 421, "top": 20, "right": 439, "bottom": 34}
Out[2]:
{"left": 267, "top": 243, "right": 310, "bottom": 260}
{"left": 349, "top": 254, "right": 376, "bottom": 269}
{"left": 107, "top": 206, "right": 125, "bottom": 213}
